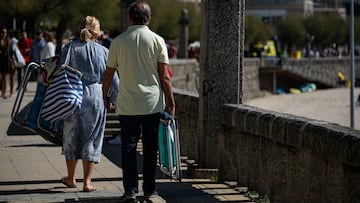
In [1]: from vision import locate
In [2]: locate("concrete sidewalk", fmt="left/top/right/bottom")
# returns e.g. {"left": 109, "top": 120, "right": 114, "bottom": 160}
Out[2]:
{"left": 0, "top": 81, "right": 251, "bottom": 203}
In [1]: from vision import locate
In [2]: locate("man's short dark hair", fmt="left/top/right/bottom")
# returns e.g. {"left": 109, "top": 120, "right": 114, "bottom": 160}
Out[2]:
{"left": 129, "top": 0, "right": 151, "bottom": 25}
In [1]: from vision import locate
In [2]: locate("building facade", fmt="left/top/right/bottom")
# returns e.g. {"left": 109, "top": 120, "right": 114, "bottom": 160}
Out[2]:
{"left": 246, "top": 0, "right": 314, "bottom": 23}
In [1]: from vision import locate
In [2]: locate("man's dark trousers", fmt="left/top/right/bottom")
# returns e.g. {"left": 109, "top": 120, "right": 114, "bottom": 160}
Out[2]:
{"left": 119, "top": 113, "right": 160, "bottom": 195}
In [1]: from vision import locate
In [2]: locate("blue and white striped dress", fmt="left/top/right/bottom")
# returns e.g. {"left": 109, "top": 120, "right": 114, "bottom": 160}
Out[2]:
{"left": 60, "top": 39, "right": 108, "bottom": 163}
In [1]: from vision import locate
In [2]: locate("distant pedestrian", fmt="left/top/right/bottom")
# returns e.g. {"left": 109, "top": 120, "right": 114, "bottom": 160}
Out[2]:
{"left": 17, "top": 31, "right": 32, "bottom": 88}
{"left": 40, "top": 31, "right": 56, "bottom": 61}
{"left": 99, "top": 29, "right": 112, "bottom": 49}
{"left": 168, "top": 42, "right": 177, "bottom": 58}
{"left": 8, "top": 30, "right": 19, "bottom": 96}
{"left": 0, "top": 28, "right": 14, "bottom": 98}
{"left": 102, "top": 1, "right": 175, "bottom": 202}
{"left": 29, "top": 30, "right": 45, "bottom": 80}
{"left": 29, "top": 30, "right": 45, "bottom": 64}
{"left": 60, "top": 16, "right": 108, "bottom": 193}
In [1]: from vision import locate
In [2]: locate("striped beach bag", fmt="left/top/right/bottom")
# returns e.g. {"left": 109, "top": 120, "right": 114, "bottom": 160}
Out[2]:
{"left": 40, "top": 64, "right": 83, "bottom": 122}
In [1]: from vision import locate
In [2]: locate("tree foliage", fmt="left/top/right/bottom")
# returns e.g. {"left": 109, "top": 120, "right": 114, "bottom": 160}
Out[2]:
{"left": 0, "top": 0, "right": 121, "bottom": 52}
{"left": 303, "top": 14, "right": 348, "bottom": 48}
{"left": 1, "top": 1, "right": 357, "bottom": 55}
{"left": 244, "top": 12, "right": 359, "bottom": 54}
{"left": 146, "top": 0, "right": 201, "bottom": 42}
{"left": 245, "top": 15, "right": 274, "bottom": 48}
{"left": 276, "top": 16, "right": 307, "bottom": 51}
{"left": 0, "top": 0, "right": 200, "bottom": 45}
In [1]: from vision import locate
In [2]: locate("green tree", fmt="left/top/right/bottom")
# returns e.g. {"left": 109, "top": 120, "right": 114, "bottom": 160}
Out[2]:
{"left": 304, "top": 14, "right": 348, "bottom": 48}
{"left": 0, "top": 0, "right": 120, "bottom": 52}
{"left": 276, "top": 16, "right": 307, "bottom": 52}
{"left": 0, "top": 0, "right": 201, "bottom": 52}
{"left": 326, "top": 15, "right": 348, "bottom": 46}
{"left": 0, "top": 0, "right": 63, "bottom": 36}
{"left": 355, "top": 17, "right": 360, "bottom": 45}
{"left": 146, "top": 0, "right": 201, "bottom": 42}
{"left": 245, "top": 15, "right": 273, "bottom": 48}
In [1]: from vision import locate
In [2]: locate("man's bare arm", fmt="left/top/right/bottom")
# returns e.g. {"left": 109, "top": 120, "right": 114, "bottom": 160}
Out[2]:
{"left": 102, "top": 67, "right": 116, "bottom": 109}
{"left": 158, "top": 62, "right": 175, "bottom": 116}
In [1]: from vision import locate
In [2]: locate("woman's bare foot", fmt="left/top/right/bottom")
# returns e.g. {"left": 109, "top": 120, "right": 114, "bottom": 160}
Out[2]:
{"left": 60, "top": 176, "right": 77, "bottom": 188}
{"left": 83, "top": 185, "right": 96, "bottom": 192}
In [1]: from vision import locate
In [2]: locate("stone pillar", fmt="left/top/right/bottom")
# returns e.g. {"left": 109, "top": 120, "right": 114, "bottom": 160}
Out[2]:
{"left": 199, "top": 0, "right": 243, "bottom": 168}
{"left": 178, "top": 9, "right": 189, "bottom": 58}
{"left": 119, "top": 0, "right": 136, "bottom": 33}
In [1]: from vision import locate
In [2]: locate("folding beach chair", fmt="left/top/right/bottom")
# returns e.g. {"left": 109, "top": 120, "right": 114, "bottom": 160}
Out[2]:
{"left": 11, "top": 58, "right": 63, "bottom": 146}
{"left": 158, "top": 111, "right": 182, "bottom": 181}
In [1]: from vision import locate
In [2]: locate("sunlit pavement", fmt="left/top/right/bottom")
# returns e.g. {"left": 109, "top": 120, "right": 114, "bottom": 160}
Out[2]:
{"left": 0, "top": 81, "right": 254, "bottom": 202}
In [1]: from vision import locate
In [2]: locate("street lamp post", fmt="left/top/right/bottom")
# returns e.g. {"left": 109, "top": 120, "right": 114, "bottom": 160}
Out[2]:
{"left": 350, "top": 0, "right": 355, "bottom": 128}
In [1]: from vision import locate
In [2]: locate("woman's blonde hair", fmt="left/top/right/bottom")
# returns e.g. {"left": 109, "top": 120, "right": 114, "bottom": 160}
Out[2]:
{"left": 79, "top": 16, "right": 100, "bottom": 42}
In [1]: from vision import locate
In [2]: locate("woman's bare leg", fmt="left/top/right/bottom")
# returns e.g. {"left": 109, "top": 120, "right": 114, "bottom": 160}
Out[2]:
{"left": 61, "top": 159, "right": 77, "bottom": 188}
{"left": 1, "top": 73, "right": 7, "bottom": 98}
{"left": 10, "top": 69, "right": 15, "bottom": 97}
{"left": 82, "top": 160, "right": 96, "bottom": 192}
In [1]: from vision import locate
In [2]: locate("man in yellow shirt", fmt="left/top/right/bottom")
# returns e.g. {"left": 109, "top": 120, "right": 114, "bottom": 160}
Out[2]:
{"left": 102, "top": 1, "right": 175, "bottom": 202}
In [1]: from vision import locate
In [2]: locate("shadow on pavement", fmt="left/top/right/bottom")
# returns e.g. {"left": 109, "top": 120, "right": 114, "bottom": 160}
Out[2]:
{"left": 101, "top": 142, "right": 123, "bottom": 168}
{"left": 102, "top": 141, "right": 163, "bottom": 178}
{"left": 7, "top": 102, "right": 36, "bottom": 136}
{"left": 0, "top": 178, "right": 122, "bottom": 187}
{"left": 101, "top": 142, "right": 226, "bottom": 203}
{"left": 0, "top": 188, "right": 64, "bottom": 195}
{"left": 6, "top": 143, "right": 57, "bottom": 147}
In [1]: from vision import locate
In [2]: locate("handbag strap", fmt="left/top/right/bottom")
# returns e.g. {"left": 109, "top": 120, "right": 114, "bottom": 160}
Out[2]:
{"left": 86, "top": 44, "right": 94, "bottom": 70}
{"left": 64, "top": 44, "right": 72, "bottom": 66}
{"left": 46, "top": 44, "right": 72, "bottom": 83}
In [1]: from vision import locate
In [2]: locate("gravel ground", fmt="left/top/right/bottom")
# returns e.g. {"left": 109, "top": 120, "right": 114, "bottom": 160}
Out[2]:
{"left": 244, "top": 87, "right": 360, "bottom": 130}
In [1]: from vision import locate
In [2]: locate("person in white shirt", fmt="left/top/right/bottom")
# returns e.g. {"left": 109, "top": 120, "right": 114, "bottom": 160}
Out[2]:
{"left": 40, "top": 31, "right": 56, "bottom": 61}
{"left": 102, "top": 1, "right": 175, "bottom": 202}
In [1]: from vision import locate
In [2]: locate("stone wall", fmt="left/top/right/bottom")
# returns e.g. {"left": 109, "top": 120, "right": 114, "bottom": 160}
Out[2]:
{"left": 169, "top": 59, "right": 199, "bottom": 92}
{"left": 282, "top": 58, "right": 353, "bottom": 87}
{"left": 220, "top": 104, "right": 360, "bottom": 202}
{"left": 173, "top": 88, "right": 200, "bottom": 161}
{"left": 174, "top": 90, "right": 360, "bottom": 202}
{"left": 170, "top": 59, "right": 264, "bottom": 101}
{"left": 263, "top": 57, "right": 360, "bottom": 87}
{"left": 170, "top": 57, "right": 360, "bottom": 101}
{"left": 243, "top": 59, "right": 266, "bottom": 100}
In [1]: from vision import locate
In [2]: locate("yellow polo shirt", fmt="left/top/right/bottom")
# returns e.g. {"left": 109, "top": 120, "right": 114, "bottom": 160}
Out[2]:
{"left": 106, "top": 25, "right": 169, "bottom": 115}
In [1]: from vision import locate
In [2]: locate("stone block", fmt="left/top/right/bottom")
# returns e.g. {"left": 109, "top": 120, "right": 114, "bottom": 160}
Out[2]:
{"left": 339, "top": 134, "right": 360, "bottom": 167}
{"left": 218, "top": 128, "right": 239, "bottom": 180}
{"left": 247, "top": 135, "right": 261, "bottom": 190}
{"left": 286, "top": 148, "right": 306, "bottom": 202}
{"left": 270, "top": 145, "right": 288, "bottom": 202}
{"left": 271, "top": 117, "right": 287, "bottom": 144}
{"left": 244, "top": 110, "right": 261, "bottom": 135}
{"left": 258, "top": 113, "right": 277, "bottom": 140}
{"left": 237, "top": 131, "right": 249, "bottom": 186}
{"left": 343, "top": 164, "right": 360, "bottom": 202}
{"left": 285, "top": 118, "right": 307, "bottom": 148}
